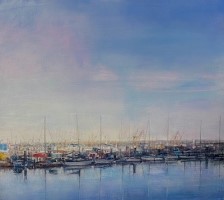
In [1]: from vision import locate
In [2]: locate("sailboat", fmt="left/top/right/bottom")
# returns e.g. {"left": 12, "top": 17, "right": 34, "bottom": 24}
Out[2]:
{"left": 64, "top": 158, "right": 93, "bottom": 167}
{"left": 141, "top": 117, "right": 158, "bottom": 162}
{"left": 197, "top": 120, "right": 206, "bottom": 160}
{"left": 64, "top": 114, "right": 93, "bottom": 167}
{"left": 94, "top": 115, "right": 114, "bottom": 165}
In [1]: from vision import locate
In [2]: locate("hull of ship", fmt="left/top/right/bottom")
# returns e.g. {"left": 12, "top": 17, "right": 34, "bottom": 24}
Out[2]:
{"left": 64, "top": 160, "right": 93, "bottom": 167}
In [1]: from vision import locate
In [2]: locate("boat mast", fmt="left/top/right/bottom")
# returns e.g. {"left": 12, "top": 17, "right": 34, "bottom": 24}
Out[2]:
{"left": 44, "top": 116, "right": 46, "bottom": 154}
{"left": 118, "top": 119, "right": 123, "bottom": 156}
{"left": 128, "top": 122, "right": 131, "bottom": 158}
{"left": 199, "top": 120, "right": 202, "bottom": 153}
{"left": 219, "top": 116, "right": 221, "bottom": 153}
{"left": 100, "top": 115, "right": 102, "bottom": 150}
{"left": 147, "top": 114, "right": 151, "bottom": 149}
{"left": 76, "top": 114, "right": 80, "bottom": 153}
{"left": 166, "top": 113, "right": 169, "bottom": 147}
{"left": 120, "top": 120, "right": 123, "bottom": 145}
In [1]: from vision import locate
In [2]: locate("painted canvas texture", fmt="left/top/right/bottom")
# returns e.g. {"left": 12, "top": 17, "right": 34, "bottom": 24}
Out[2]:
{"left": 0, "top": 1, "right": 224, "bottom": 200}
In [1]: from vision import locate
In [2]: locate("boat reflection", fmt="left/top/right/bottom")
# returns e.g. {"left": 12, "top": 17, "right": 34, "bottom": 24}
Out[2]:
{"left": 1, "top": 161, "right": 222, "bottom": 200}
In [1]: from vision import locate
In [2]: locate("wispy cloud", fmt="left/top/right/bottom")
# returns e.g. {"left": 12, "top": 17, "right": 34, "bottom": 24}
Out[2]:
{"left": 128, "top": 70, "right": 180, "bottom": 91}
{"left": 92, "top": 65, "right": 119, "bottom": 81}
{"left": 126, "top": 69, "right": 219, "bottom": 93}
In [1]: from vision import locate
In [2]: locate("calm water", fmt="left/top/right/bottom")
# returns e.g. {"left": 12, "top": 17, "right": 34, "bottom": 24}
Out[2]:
{"left": 0, "top": 161, "right": 224, "bottom": 200}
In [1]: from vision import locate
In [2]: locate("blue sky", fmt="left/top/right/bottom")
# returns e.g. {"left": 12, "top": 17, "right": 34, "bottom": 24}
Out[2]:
{"left": 0, "top": 0, "right": 223, "bottom": 142}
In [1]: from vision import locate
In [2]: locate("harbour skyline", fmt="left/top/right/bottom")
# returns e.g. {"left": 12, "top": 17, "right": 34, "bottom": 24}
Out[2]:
{"left": 0, "top": 0, "right": 224, "bottom": 142}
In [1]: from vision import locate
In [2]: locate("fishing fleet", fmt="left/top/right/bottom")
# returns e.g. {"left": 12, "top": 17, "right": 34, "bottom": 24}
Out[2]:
{"left": 0, "top": 116, "right": 223, "bottom": 173}
{"left": 0, "top": 139, "right": 223, "bottom": 174}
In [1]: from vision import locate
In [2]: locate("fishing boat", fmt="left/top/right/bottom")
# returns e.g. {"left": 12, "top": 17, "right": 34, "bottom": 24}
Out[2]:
{"left": 178, "top": 155, "right": 196, "bottom": 161}
{"left": 154, "top": 157, "right": 164, "bottom": 161}
{"left": 141, "top": 155, "right": 164, "bottom": 162}
{"left": 141, "top": 156, "right": 156, "bottom": 162}
{"left": 125, "top": 157, "right": 141, "bottom": 163}
{"left": 63, "top": 158, "right": 93, "bottom": 167}
{"left": 13, "top": 160, "right": 24, "bottom": 168}
{"left": 165, "top": 155, "right": 179, "bottom": 162}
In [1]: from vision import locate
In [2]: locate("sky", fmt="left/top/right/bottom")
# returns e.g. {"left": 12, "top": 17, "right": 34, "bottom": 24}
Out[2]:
{"left": 0, "top": 0, "right": 224, "bottom": 143}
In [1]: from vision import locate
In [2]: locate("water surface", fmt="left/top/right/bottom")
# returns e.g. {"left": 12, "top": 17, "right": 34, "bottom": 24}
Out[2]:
{"left": 0, "top": 161, "right": 224, "bottom": 200}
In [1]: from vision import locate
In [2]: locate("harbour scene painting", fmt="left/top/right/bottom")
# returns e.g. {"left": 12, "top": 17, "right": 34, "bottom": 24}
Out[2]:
{"left": 0, "top": 1, "right": 224, "bottom": 200}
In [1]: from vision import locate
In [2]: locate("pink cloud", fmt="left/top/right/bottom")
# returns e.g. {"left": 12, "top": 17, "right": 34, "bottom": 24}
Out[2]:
{"left": 0, "top": 6, "right": 93, "bottom": 82}
{"left": 92, "top": 65, "right": 119, "bottom": 81}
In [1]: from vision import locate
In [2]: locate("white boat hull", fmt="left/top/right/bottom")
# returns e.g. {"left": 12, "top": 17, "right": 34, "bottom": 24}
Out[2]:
{"left": 125, "top": 158, "right": 141, "bottom": 162}
{"left": 141, "top": 156, "right": 164, "bottom": 162}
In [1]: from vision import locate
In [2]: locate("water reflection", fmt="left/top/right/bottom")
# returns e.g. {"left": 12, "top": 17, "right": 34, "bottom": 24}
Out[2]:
{"left": 0, "top": 161, "right": 224, "bottom": 200}
{"left": 133, "top": 163, "right": 136, "bottom": 174}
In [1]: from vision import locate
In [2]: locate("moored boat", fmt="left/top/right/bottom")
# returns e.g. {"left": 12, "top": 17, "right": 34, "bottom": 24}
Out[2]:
{"left": 179, "top": 155, "right": 197, "bottom": 161}
{"left": 141, "top": 156, "right": 164, "bottom": 162}
{"left": 165, "top": 156, "right": 179, "bottom": 162}
{"left": 63, "top": 159, "right": 93, "bottom": 167}
{"left": 125, "top": 157, "right": 141, "bottom": 163}
{"left": 141, "top": 156, "right": 156, "bottom": 162}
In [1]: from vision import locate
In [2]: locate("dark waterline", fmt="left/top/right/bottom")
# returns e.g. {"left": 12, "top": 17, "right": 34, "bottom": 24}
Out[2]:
{"left": 0, "top": 161, "right": 224, "bottom": 200}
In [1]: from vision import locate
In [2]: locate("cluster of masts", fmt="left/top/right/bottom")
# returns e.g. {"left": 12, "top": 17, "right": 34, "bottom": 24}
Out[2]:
{"left": 1, "top": 115, "right": 223, "bottom": 148}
